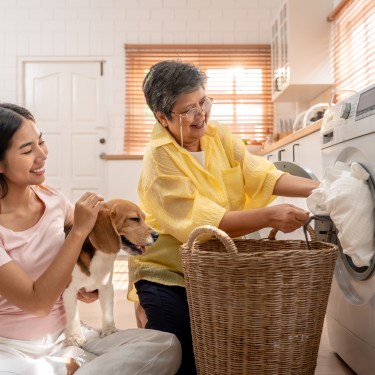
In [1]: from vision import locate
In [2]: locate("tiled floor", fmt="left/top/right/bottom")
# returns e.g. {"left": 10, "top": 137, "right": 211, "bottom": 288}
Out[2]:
{"left": 78, "top": 256, "right": 357, "bottom": 375}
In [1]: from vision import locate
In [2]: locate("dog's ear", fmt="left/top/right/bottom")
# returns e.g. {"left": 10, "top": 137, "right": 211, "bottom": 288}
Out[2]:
{"left": 88, "top": 208, "right": 121, "bottom": 253}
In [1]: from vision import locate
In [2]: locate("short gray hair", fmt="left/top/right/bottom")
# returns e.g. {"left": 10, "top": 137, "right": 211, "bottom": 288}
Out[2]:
{"left": 142, "top": 60, "right": 207, "bottom": 121}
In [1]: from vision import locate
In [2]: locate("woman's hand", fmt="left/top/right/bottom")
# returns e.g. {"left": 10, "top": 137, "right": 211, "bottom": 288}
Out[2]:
{"left": 77, "top": 288, "right": 98, "bottom": 304}
{"left": 65, "top": 357, "right": 80, "bottom": 375}
{"left": 268, "top": 204, "right": 310, "bottom": 233}
{"left": 72, "top": 192, "right": 104, "bottom": 238}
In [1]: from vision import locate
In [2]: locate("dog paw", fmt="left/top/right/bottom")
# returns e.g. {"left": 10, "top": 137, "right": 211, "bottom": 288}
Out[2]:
{"left": 100, "top": 326, "right": 118, "bottom": 337}
{"left": 65, "top": 335, "right": 87, "bottom": 347}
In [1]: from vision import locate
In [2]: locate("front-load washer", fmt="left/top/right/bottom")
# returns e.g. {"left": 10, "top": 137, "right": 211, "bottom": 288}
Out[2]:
{"left": 320, "top": 84, "right": 375, "bottom": 375}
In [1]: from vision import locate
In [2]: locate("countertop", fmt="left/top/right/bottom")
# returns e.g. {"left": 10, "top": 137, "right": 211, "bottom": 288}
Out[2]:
{"left": 258, "top": 119, "right": 322, "bottom": 156}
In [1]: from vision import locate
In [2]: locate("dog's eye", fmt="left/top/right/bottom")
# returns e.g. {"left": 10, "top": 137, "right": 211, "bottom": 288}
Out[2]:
{"left": 129, "top": 217, "right": 140, "bottom": 222}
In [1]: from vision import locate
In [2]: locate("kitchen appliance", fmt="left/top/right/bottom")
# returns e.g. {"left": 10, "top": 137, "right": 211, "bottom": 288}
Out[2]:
{"left": 292, "top": 103, "right": 330, "bottom": 132}
{"left": 320, "top": 83, "right": 375, "bottom": 375}
{"left": 302, "top": 103, "right": 329, "bottom": 127}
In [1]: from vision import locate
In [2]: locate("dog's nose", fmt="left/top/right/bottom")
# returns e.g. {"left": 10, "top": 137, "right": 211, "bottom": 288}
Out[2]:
{"left": 151, "top": 231, "right": 159, "bottom": 241}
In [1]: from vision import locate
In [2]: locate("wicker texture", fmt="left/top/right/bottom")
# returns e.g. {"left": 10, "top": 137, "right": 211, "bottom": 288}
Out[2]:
{"left": 180, "top": 225, "right": 338, "bottom": 375}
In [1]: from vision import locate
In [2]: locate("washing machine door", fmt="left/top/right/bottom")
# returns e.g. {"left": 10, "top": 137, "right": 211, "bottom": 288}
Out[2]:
{"left": 273, "top": 161, "right": 319, "bottom": 181}
{"left": 331, "top": 146, "right": 375, "bottom": 305}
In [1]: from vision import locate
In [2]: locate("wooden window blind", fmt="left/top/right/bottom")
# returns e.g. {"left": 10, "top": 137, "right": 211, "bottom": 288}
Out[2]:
{"left": 330, "top": 0, "right": 375, "bottom": 101}
{"left": 124, "top": 44, "right": 273, "bottom": 155}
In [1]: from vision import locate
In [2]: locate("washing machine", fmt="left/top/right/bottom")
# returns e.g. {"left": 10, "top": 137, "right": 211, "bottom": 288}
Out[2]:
{"left": 320, "top": 84, "right": 375, "bottom": 374}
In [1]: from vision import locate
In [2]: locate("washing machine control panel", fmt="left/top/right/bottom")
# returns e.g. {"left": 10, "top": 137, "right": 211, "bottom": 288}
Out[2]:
{"left": 321, "top": 83, "right": 375, "bottom": 149}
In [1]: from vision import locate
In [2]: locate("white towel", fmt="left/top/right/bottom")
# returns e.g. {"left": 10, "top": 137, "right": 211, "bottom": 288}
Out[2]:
{"left": 307, "top": 161, "right": 375, "bottom": 267}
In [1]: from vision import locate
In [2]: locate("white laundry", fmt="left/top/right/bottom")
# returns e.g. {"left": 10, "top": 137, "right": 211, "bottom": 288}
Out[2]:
{"left": 307, "top": 161, "right": 375, "bottom": 267}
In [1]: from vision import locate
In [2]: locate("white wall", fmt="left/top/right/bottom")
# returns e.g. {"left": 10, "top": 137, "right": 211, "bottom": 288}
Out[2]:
{"left": 106, "top": 159, "right": 142, "bottom": 203}
{"left": 0, "top": 0, "right": 297, "bottom": 200}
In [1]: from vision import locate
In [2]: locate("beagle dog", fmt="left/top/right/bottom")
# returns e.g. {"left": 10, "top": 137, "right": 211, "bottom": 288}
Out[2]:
{"left": 63, "top": 199, "right": 158, "bottom": 347}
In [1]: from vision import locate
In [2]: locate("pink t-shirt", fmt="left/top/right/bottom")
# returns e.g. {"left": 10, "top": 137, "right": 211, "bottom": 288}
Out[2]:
{"left": 0, "top": 185, "right": 74, "bottom": 339}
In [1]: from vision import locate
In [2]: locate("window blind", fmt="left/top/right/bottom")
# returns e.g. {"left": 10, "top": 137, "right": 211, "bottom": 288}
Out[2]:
{"left": 124, "top": 45, "right": 273, "bottom": 155}
{"left": 331, "top": 0, "right": 375, "bottom": 101}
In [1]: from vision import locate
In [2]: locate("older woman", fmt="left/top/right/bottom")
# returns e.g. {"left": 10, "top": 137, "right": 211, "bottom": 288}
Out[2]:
{"left": 128, "top": 60, "right": 319, "bottom": 374}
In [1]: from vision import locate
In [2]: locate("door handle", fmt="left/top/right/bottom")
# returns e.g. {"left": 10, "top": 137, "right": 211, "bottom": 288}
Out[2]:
{"left": 99, "top": 138, "right": 106, "bottom": 144}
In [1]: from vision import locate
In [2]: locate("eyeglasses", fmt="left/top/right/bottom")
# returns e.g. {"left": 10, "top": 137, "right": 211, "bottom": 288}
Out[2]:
{"left": 171, "top": 97, "right": 213, "bottom": 122}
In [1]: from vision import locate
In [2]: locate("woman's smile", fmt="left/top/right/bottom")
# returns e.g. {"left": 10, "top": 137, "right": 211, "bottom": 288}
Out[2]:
{"left": 190, "top": 120, "right": 205, "bottom": 130}
{"left": 30, "top": 166, "right": 45, "bottom": 175}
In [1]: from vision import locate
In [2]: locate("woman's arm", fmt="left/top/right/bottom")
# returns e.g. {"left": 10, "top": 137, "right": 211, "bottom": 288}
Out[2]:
{"left": 219, "top": 204, "right": 310, "bottom": 238}
{"left": 0, "top": 192, "right": 103, "bottom": 316}
{"left": 219, "top": 174, "right": 318, "bottom": 238}
{"left": 273, "top": 173, "right": 320, "bottom": 197}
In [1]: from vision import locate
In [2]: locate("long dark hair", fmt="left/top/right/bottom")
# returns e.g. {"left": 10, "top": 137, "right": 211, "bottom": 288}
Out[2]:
{"left": 0, "top": 103, "right": 35, "bottom": 199}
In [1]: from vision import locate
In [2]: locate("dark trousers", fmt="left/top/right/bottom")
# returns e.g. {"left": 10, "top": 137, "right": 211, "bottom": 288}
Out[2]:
{"left": 134, "top": 280, "right": 197, "bottom": 375}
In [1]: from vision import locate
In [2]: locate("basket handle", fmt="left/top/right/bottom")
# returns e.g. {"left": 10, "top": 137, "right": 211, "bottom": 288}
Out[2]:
{"left": 186, "top": 225, "right": 238, "bottom": 254}
{"left": 268, "top": 224, "right": 316, "bottom": 241}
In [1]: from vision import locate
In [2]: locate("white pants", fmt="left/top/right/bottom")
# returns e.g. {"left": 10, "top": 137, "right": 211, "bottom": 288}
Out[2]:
{"left": 0, "top": 325, "right": 181, "bottom": 375}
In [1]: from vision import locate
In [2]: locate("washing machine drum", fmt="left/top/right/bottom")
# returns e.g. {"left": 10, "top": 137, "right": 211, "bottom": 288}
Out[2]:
{"left": 329, "top": 161, "right": 375, "bottom": 282}
{"left": 325, "top": 149, "right": 375, "bottom": 305}
{"left": 274, "top": 158, "right": 375, "bottom": 303}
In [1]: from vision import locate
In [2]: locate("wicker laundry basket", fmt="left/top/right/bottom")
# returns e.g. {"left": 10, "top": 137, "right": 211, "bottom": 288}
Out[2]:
{"left": 180, "top": 225, "right": 338, "bottom": 375}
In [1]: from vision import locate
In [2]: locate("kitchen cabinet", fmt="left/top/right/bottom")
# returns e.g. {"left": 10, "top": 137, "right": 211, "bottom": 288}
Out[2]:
{"left": 263, "top": 131, "right": 322, "bottom": 180}
{"left": 271, "top": 0, "right": 333, "bottom": 102}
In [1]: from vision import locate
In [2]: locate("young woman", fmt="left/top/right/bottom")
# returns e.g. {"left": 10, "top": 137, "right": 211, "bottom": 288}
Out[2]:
{"left": 0, "top": 103, "right": 181, "bottom": 375}
{"left": 128, "top": 60, "right": 320, "bottom": 374}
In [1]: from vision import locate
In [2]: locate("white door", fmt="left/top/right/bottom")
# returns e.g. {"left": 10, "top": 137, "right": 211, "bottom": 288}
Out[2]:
{"left": 23, "top": 61, "right": 107, "bottom": 203}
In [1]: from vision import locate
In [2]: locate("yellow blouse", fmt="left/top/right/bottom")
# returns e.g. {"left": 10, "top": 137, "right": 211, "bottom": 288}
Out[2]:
{"left": 127, "top": 121, "right": 284, "bottom": 301}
